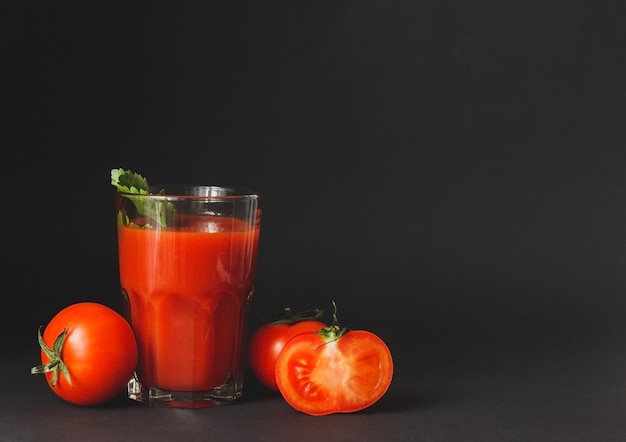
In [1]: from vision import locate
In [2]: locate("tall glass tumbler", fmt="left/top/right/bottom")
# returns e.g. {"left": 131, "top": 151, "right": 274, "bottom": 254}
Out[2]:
{"left": 115, "top": 185, "right": 261, "bottom": 408}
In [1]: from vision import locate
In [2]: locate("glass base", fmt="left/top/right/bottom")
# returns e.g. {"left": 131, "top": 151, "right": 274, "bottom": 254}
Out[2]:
{"left": 127, "top": 374, "right": 243, "bottom": 409}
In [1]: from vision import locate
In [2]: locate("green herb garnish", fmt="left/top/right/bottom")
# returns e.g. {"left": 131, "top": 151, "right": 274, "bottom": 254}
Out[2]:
{"left": 111, "top": 168, "right": 151, "bottom": 195}
{"left": 111, "top": 168, "right": 170, "bottom": 228}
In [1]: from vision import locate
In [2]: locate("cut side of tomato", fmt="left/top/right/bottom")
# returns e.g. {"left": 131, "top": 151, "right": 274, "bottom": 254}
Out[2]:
{"left": 275, "top": 328, "right": 393, "bottom": 416}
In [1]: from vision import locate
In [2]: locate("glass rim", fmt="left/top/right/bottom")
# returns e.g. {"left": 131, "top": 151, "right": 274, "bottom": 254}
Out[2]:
{"left": 117, "top": 184, "right": 261, "bottom": 201}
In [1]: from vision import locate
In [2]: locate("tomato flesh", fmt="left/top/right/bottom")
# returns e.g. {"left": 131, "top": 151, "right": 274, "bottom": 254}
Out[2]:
{"left": 275, "top": 329, "right": 393, "bottom": 415}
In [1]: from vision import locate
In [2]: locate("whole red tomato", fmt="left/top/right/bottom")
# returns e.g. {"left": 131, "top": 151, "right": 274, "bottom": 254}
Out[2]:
{"left": 275, "top": 302, "right": 393, "bottom": 416}
{"left": 248, "top": 307, "right": 326, "bottom": 392}
{"left": 31, "top": 302, "right": 138, "bottom": 406}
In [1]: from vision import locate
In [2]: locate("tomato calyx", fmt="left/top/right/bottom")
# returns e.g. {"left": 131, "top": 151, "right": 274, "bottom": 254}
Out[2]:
{"left": 317, "top": 300, "right": 349, "bottom": 345}
{"left": 30, "top": 326, "right": 73, "bottom": 388}
{"left": 264, "top": 306, "right": 324, "bottom": 326}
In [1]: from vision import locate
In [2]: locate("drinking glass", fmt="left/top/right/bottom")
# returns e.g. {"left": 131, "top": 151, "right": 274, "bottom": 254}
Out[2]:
{"left": 115, "top": 185, "right": 261, "bottom": 408}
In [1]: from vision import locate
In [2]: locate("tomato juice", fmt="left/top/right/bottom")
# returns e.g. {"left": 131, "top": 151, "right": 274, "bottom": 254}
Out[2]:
{"left": 117, "top": 201, "right": 260, "bottom": 406}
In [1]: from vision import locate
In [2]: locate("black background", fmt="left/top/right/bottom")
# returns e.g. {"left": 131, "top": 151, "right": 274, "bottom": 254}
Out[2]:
{"left": 6, "top": 1, "right": 626, "bottom": 377}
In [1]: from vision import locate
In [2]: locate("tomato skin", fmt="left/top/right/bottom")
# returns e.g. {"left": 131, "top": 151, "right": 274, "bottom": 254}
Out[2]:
{"left": 249, "top": 320, "right": 326, "bottom": 392}
{"left": 35, "top": 302, "right": 138, "bottom": 406}
{"left": 275, "top": 329, "right": 393, "bottom": 416}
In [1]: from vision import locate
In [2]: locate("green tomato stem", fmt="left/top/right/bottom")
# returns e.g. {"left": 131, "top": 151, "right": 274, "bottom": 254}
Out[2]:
{"left": 319, "top": 300, "right": 349, "bottom": 343}
{"left": 30, "top": 327, "right": 73, "bottom": 388}
{"left": 267, "top": 307, "right": 324, "bottom": 326}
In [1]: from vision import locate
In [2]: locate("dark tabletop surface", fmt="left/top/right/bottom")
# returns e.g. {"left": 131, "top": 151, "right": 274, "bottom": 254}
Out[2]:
{"left": 4, "top": 329, "right": 626, "bottom": 442}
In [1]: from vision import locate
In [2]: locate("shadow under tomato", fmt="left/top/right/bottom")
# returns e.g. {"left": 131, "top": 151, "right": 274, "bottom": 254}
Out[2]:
{"left": 357, "top": 387, "right": 451, "bottom": 415}
{"left": 96, "top": 390, "right": 145, "bottom": 409}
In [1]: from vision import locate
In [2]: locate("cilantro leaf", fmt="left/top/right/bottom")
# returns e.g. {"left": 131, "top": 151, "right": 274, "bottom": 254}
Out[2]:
{"left": 111, "top": 168, "right": 150, "bottom": 194}
{"left": 111, "top": 168, "right": 170, "bottom": 228}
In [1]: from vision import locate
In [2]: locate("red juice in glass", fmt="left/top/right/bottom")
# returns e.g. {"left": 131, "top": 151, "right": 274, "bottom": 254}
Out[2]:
{"left": 116, "top": 186, "right": 261, "bottom": 408}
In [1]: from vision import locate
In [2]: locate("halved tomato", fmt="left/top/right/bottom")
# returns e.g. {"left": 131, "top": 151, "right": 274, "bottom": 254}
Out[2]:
{"left": 275, "top": 305, "right": 393, "bottom": 416}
